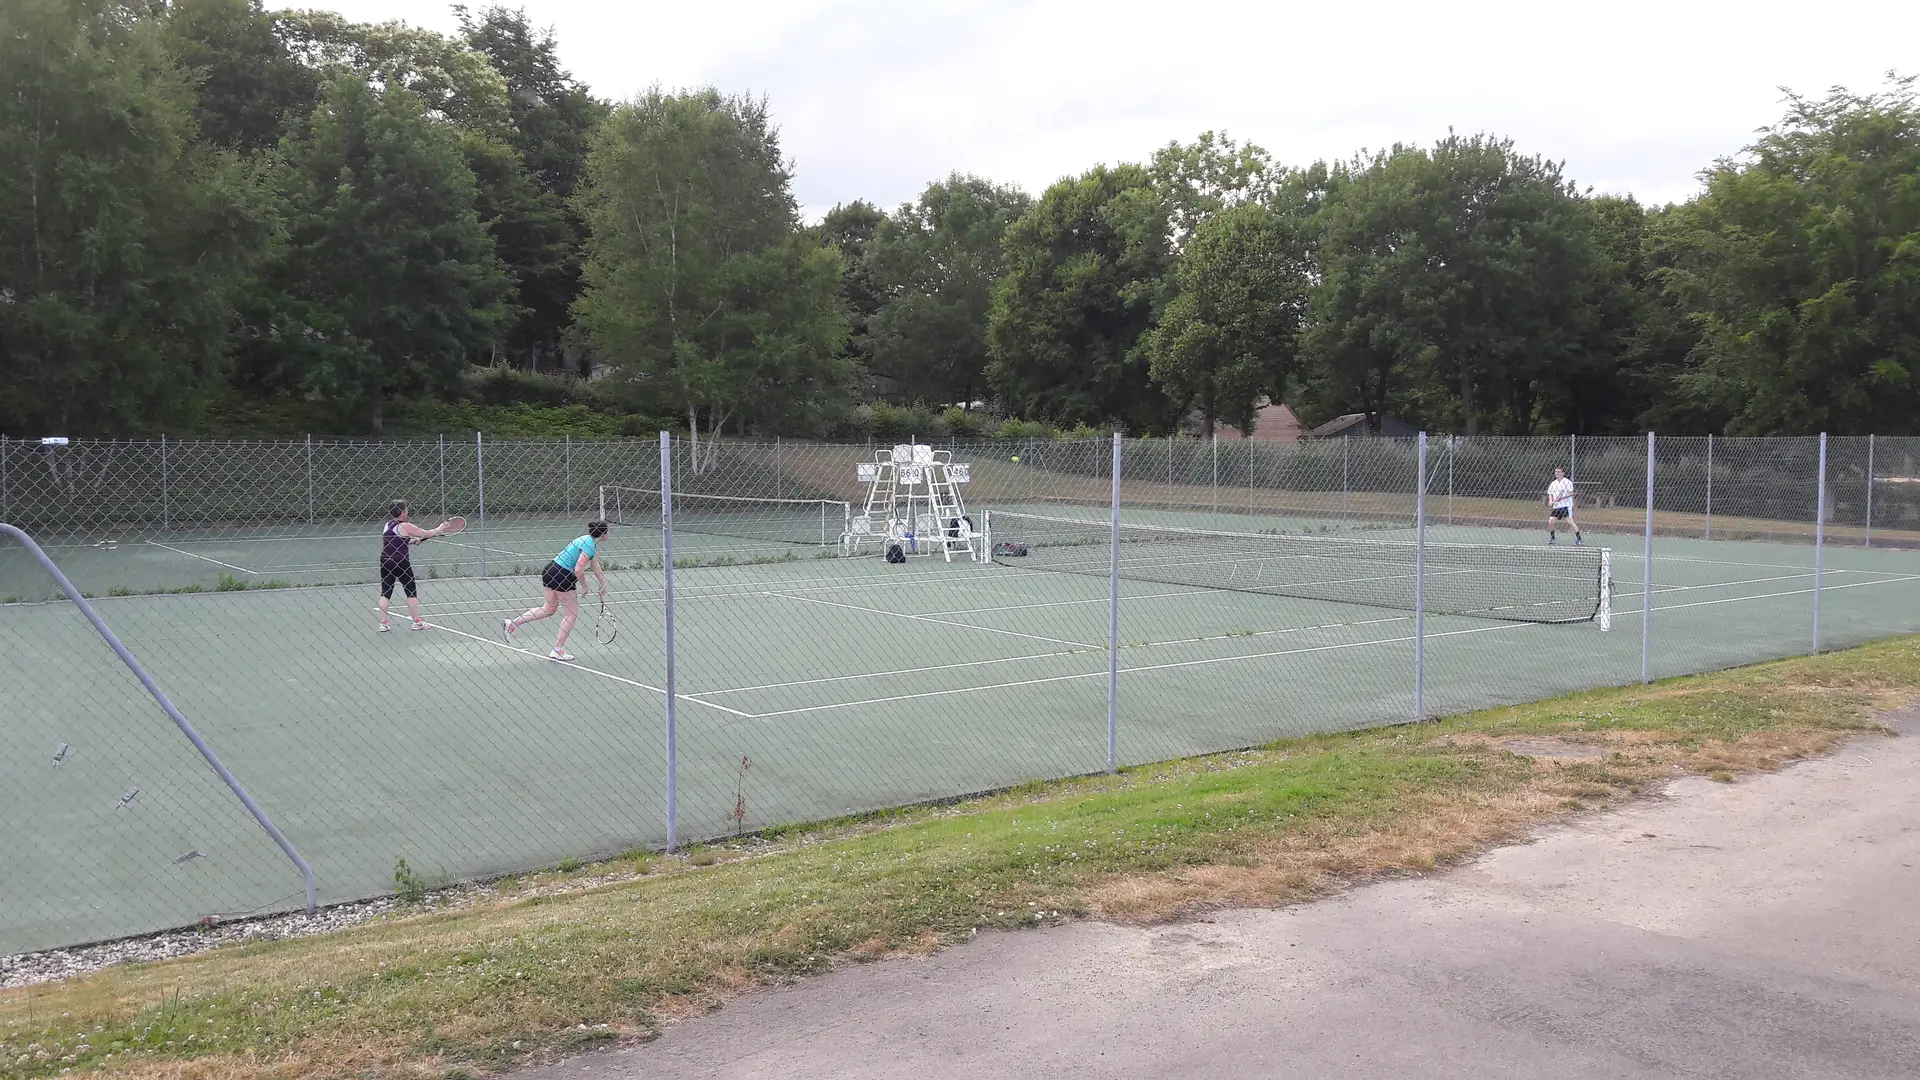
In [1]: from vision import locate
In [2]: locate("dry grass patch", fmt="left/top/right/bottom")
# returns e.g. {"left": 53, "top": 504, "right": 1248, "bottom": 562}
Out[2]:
{"left": 4, "top": 638, "right": 1916, "bottom": 1080}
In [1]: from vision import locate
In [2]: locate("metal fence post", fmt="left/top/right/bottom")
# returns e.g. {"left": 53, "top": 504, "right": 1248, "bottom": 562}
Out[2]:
{"left": 660, "top": 430, "right": 679, "bottom": 850}
{"left": 1, "top": 435, "right": 8, "bottom": 520}
{"left": 1569, "top": 432, "right": 1577, "bottom": 485}
{"left": 1814, "top": 433, "right": 1827, "bottom": 654}
{"left": 1106, "top": 432, "right": 1121, "bottom": 773}
{"left": 775, "top": 435, "right": 783, "bottom": 500}
{"left": 1865, "top": 433, "right": 1875, "bottom": 549}
{"left": 1210, "top": 432, "right": 1218, "bottom": 521}
{"left": 160, "top": 434, "right": 170, "bottom": 534}
{"left": 1167, "top": 435, "right": 1175, "bottom": 506}
{"left": 1704, "top": 433, "right": 1714, "bottom": 540}
{"left": 1, "top": 523, "right": 317, "bottom": 912}
{"left": 438, "top": 434, "right": 447, "bottom": 519}
{"left": 1642, "top": 432, "right": 1655, "bottom": 684}
{"left": 305, "top": 434, "right": 315, "bottom": 527}
{"left": 1446, "top": 434, "right": 1455, "bottom": 526}
{"left": 565, "top": 434, "right": 573, "bottom": 518}
{"left": 1342, "top": 436, "right": 1350, "bottom": 519}
{"left": 476, "top": 431, "right": 487, "bottom": 577}
{"left": 1414, "top": 432, "right": 1427, "bottom": 720}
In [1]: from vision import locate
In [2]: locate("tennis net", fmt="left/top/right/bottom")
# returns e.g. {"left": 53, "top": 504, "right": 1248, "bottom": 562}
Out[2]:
{"left": 985, "top": 511, "right": 1609, "bottom": 625}
{"left": 600, "top": 486, "right": 851, "bottom": 548}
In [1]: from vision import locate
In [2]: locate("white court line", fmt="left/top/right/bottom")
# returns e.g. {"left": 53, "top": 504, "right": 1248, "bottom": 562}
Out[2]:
{"left": 144, "top": 540, "right": 256, "bottom": 574}
{"left": 1610, "top": 570, "right": 1920, "bottom": 617}
{"left": 408, "top": 613, "right": 754, "bottom": 719}
{"left": 693, "top": 611, "right": 1415, "bottom": 697}
{"left": 738, "top": 620, "right": 1519, "bottom": 721}
{"left": 766, "top": 590, "right": 1102, "bottom": 650}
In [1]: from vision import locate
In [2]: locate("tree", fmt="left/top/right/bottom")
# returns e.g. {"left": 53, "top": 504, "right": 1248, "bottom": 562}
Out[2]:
{"left": 1304, "top": 136, "right": 1605, "bottom": 434}
{"left": 1148, "top": 131, "right": 1274, "bottom": 248}
{"left": 817, "top": 199, "right": 886, "bottom": 386}
{"left": 986, "top": 164, "right": 1178, "bottom": 431}
{"left": 1, "top": 0, "right": 270, "bottom": 434}
{"left": 1664, "top": 77, "right": 1920, "bottom": 435}
{"left": 866, "top": 175, "right": 1029, "bottom": 409}
{"left": 238, "top": 75, "right": 510, "bottom": 430}
{"left": 164, "top": 0, "right": 317, "bottom": 153}
{"left": 573, "top": 88, "right": 853, "bottom": 462}
{"left": 1142, "top": 184, "right": 1317, "bottom": 436}
{"left": 458, "top": 5, "right": 609, "bottom": 371}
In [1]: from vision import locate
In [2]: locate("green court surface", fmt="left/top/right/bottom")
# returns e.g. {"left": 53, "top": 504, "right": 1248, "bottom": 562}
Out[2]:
{"left": 5, "top": 509, "right": 1920, "bottom": 954}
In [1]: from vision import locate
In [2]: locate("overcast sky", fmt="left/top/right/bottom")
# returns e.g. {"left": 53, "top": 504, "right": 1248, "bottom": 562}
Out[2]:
{"left": 314, "top": 0, "right": 1918, "bottom": 218}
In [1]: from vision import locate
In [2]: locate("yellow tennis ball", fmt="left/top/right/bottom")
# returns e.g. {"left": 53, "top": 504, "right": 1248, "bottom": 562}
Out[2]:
{"left": 1010, "top": 455, "right": 1020, "bottom": 463}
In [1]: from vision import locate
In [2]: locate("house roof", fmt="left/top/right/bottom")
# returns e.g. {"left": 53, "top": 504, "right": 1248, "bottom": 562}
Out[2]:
{"left": 1308, "top": 413, "right": 1419, "bottom": 438}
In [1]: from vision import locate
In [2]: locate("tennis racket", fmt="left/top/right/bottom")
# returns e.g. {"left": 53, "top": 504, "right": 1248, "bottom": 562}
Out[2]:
{"left": 415, "top": 516, "right": 466, "bottom": 543}
{"left": 593, "top": 593, "right": 618, "bottom": 645}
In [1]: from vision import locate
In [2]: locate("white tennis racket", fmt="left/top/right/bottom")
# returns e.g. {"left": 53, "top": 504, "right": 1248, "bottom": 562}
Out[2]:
{"left": 593, "top": 593, "right": 618, "bottom": 645}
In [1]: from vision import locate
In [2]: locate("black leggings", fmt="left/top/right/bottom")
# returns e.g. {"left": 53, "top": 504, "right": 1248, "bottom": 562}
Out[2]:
{"left": 380, "top": 560, "right": 417, "bottom": 599}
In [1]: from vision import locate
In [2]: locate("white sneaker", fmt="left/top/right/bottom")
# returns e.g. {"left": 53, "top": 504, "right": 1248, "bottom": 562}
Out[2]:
{"left": 502, "top": 618, "right": 515, "bottom": 643}
{"left": 410, "top": 619, "right": 428, "bottom": 631}
{"left": 377, "top": 623, "right": 391, "bottom": 633}
{"left": 548, "top": 649, "right": 576, "bottom": 663}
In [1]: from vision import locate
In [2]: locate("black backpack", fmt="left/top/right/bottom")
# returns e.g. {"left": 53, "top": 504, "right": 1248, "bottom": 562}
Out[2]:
{"left": 885, "top": 543, "right": 906, "bottom": 564}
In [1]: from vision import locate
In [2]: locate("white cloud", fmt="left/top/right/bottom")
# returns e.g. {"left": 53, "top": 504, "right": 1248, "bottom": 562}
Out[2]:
{"left": 306, "top": 0, "right": 1920, "bottom": 216}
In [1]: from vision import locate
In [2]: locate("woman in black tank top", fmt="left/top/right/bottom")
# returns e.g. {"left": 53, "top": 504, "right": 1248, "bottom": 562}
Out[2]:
{"left": 378, "top": 500, "right": 452, "bottom": 632}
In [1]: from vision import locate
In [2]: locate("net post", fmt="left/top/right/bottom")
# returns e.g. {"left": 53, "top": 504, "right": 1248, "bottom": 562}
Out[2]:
{"left": 1814, "top": 432, "right": 1826, "bottom": 654}
{"left": 1641, "top": 432, "right": 1655, "bottom": 684}
{"left": 1704, "top": 433, "right": 1713, "bottom": 540}
{"left": 306, "top": 433, "right": 314, "bottom": 527}
{"left": 1865, "top": 433, "right": 1874, "bottom": 549}
{"left": 1598, "top": 549, "right": 1613, "bottom": 632}
{"left": 1, "top": 522, "right": 317, "bottom": 913}
{"left": 1414, "top": 432, "right": 1427, "bottom": 721}
{"left": 476, "top": 431, "right": 487, "bottom": 577}
{"left": 598, "top": 484, "right": 607, "bottom": 523}
{"left": 1108, "top": 431, "right": 1121, "bottom": 775}
{"left": 660, "top": 430, "right": 679, "bottom": 851}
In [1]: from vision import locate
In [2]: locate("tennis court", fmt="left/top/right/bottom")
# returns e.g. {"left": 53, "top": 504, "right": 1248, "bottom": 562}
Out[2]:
{"left": 8, "top": 488, "right": 1920, "bottom": 955}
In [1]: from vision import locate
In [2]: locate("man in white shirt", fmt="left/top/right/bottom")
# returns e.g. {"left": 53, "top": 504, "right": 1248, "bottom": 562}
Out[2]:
{"left": 1546, "top": 467, "right": 1581, "bottom": 545}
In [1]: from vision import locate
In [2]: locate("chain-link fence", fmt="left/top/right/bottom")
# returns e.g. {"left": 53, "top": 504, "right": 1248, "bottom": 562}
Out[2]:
{"left": 6, "top": 430, "right": 1920, "bottom": 956}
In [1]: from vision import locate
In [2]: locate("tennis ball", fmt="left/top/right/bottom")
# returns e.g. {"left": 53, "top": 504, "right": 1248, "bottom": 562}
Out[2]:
{"left": 1010, "top": 455, "right": 1020, "bottom": 463}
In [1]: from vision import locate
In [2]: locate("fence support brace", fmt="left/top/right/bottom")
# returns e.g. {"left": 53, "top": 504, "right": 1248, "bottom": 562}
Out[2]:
{"left": 1, "top": 522, "right": 316, "bottom": 914}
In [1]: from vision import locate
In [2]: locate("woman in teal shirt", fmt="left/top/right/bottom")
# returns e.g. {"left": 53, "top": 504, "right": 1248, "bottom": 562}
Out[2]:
{"left": 504, "top": 520, "right": 609, "bottom": 661}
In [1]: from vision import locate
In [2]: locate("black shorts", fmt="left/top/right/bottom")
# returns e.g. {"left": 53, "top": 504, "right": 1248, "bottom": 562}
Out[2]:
{"left": 379, "top": 559, "right": 417, "bottom": 599}
{"left": 1550, "top": 507, "right": 1572, "bottom": 520}
{"left": 542, "top": 561, "right": 578, "bottom": 592}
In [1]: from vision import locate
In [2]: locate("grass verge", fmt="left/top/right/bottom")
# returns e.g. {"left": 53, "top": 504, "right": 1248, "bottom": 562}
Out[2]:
{"left": 5, "top": 637, "right": 1917, "bottom": 1079}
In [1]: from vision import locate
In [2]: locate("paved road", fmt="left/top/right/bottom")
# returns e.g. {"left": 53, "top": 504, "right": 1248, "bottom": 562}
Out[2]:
{"left": 522, "top": 710, "right": 1920, "bottom": 1079}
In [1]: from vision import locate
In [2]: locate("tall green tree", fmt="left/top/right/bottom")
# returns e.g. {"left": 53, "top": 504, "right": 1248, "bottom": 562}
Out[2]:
{"left": 1, "top": 0, "right": 270, "bottom": 434}
{"left": 1304, "top": 136, "right": 1605, "bottom": 434}
{"left": 867, "top": 174, "right": 1029, "bottom": 409}
{"left": 1149, "top": 131, "right": 1273, "bottom": 248}
{"left": 1142, "top": 175, "right": 1320, "bottom": 435}
{"left": 1665, "top": 78, "right": 1920, "bottom": 435}
{"left": 818, "top": 199, "right": 886, "bottom": 387}
{"left": 238, "top": 76, "right": 510, "bottom": 430}
{"left": 987, "top": 164, "right": 1177, "bottom": 430}
{"left": 280, "top": 9, "right": 579, "bottom": 373}
{"left": 458, "top": 5, "right": 608, "bottom": 371}
{"left": 573, "top": 88, "right": 854, "bottom": 459}
{"left": 164, "top": 0, "right": 316, "bottom": 153}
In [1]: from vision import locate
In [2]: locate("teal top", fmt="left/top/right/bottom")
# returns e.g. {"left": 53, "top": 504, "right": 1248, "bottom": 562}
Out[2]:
{"left": 553, "top": 534, "right": 598, "bottom": 572}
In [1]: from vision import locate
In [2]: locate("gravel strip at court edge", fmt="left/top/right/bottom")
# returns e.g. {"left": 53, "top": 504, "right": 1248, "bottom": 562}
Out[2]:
{"left": 1, "top": 898, "right": 410, "bottom": 989}
{"left": 0, "top": 851, "right": 771, "bottom": 990}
